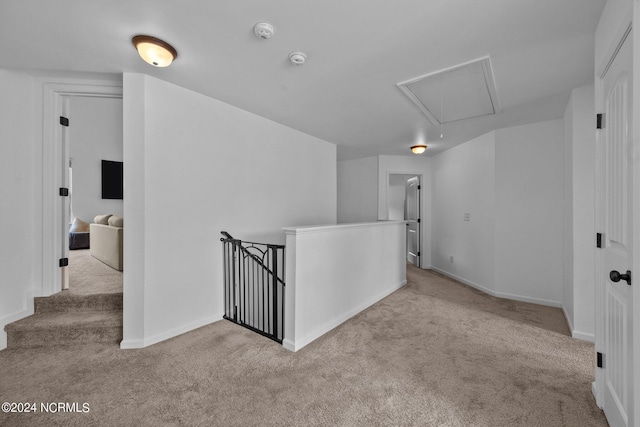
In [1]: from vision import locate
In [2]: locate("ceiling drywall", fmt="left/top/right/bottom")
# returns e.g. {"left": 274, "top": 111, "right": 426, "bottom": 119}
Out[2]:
{"left": 0, "top": 0, "right": 606, "bottom": 160}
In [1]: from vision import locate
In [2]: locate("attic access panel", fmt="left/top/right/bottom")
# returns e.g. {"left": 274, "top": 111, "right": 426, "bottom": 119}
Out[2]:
{"left": 398, "top": 56, "right": 500, "bottom": 125}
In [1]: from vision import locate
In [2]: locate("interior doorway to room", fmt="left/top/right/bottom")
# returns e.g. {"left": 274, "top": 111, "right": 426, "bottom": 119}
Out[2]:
{"left": 388, "top": 174, "right": 421, "bottom": 267}
{"left": 60, "top": 94, "right": 124, "bottom": 294}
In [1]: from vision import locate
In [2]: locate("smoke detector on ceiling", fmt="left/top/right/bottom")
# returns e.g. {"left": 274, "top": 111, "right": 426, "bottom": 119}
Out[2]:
{"left": 254, "top": 22, "right": 275, "bottom": 40}
{"left": 289, "top": 51, "right": 307, "bottom": 65}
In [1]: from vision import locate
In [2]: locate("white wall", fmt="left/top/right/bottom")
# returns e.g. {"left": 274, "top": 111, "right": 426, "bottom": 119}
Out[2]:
{"left": 387, "top": 175, "right": 409, "bottom": 220}
{"left": 378, "top": 155, "right": 433, "bottom": 267}
{"left": 122, "top": 73, "right": 337, "bottom": 348}
{"left": 431, "top": 132, "right": 496, "bottom": 293}
{"left": 284, "top": 221, "right": 406, "bottom": 351}
{"left": 69, "top": 96, "right": 123, "bottom": 223}
{"left": 494, "top": 120, "right": 565, "bottom": 306}
{"left": 563, "top": 85, "right": 596, "bottom": 341}
{"left": 430, "top": 119, "right": 565, "bottom": 307}
{"left": 0, "top": 69, "right": 123, "bottom": 350}
{"left": 0, "top": 70, "right": 36, "bottom": 349}
{"left": 337, "top": 155, "right": 432, "bottom": 267}
{"left": 563, "top": 93, "right": 575, "bottom": 328}
{"left": 337, "top": 156, "right": 378, "bottom": 223}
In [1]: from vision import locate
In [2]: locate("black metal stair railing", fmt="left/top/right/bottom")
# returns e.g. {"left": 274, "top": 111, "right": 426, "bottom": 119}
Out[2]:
{"left": 220, "top": 231, "right": 285, "bottom": 343}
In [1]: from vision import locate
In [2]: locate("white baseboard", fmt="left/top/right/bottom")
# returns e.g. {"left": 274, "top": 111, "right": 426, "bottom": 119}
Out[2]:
{"left": 572, "top": 330, "right": 595, "bottom": 343}
{"left": 493, "top": 290, "right": 561, "bottom": 308}
{"left": 561, "top": 305, "right": 574, "bottom": 333}
{"left": 282, "top": 338, "right": 296, "bottom": 352}
{"left": 561, "top": 306, "right": 595, "bottom": 342}
{"left": 592, "top": 381, "right": 602, "bottom": 408}
{"left": 430, "top": 267, "right": 561, "bottom": 308}
{"left": 430, "top": 267, "right": 495, "bottom": 297}
{"left": 0, "top": 290, "right": 36, "bottom": 351}
{"left": 285, "top": 280, "right": 407, "bottom": 352}
{"left": 119, "top": 338, "right": 144, "bottom": 349}
{"left": 120, "top": 312, "right": 223, "bottom": 349}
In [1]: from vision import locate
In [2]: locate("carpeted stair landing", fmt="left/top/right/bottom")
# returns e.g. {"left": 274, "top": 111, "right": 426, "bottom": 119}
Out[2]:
{"left": 4, "top": 292, "right": 122, "bottom": 348}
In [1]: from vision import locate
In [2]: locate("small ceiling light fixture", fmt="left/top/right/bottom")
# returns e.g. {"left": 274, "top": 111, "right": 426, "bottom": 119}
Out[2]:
{"left": 289, "top": 51, "right": 307, "bottom": 65}
{"left": 411, "top": 144, "right": 428, "bottom": 154}
{"left": 254, "top": 22, "right": 275, "bottom": 39}
{"left": 132, "top": 35, "right": 178, "bottom": 67}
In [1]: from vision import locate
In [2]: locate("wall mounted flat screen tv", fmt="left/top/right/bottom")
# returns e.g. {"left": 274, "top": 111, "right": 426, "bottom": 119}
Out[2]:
{"left": 102, "top": 160, "right": 123, "bottom": 200}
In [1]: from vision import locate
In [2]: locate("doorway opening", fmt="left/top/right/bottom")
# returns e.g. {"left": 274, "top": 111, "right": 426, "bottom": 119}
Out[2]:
{"left": 13, "top": 81, "right": 127, "bottom": 349}
{"left": 388, "top": 174, "right": 421, "bottom": 267}
{"left": 64, "top": 94, "right": 124, "bottom": 296}
{"left": 42, "top": 82, "right": 123, "bottom": 297}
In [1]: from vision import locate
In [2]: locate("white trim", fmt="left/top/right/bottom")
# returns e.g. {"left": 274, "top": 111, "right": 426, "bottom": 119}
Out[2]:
{"left": 397, "top": 56, "right": 500, "bottom": 126}
{"left": 597, "top": 21, "right": 633, "bottom": 79}
{"left": 593, "top": 382, "right": 601, "bottom": 409}
{"left": 430, "top": 266, "right": 495, "bottom": 296}
{"left": 384, "top": 170, "right": 427, "bottom": 269}
{"left": 562, "top": 305, "right": 574, "bottom": 333}
{"left": 118, "top": 339, "right": 145, "bottom": 349}
{"left": 282, "top": 338, "right": 296, "bottom": 352}
{"left": 283, "top": 220, "right": 406, "bottom": 235}
{"left": 430, "top": 266, "right": 562, "bottom": 308}
{"left": 572, "top": 331, "right": 595, "bottom": 343}
{"left": 41, "top": 83, "right": 123, "bottom": 297}
{"left": 632, "top": 5, "right": 640, "bottom": 425}
{"left": 284, "top": 280, "right": 407, "bottom": 352}
{"left": 120, "top": 313, "right": 222, "bottom": 349}
{"left": 593, "top": 51, "right": 606, "bottom": 411}
{"left": 561, "top": 306, "right": 594, "bottom": 342}
{"left": 491, "top": 291, "right": 561, "bottom": 309}
{"left": 0, "top": 290, "right": 36, "bottom": 350}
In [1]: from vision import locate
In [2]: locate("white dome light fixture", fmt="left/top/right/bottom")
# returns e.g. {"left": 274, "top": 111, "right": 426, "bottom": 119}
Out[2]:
{"left": 254, "top": 22, "right": 275, "bottom": 39}
{"left": 411, "top": 144, "right": 427, "bottom": 154}
{"left": 132, "top": 35, "right": 177, "bottom": 67}
{"left": 289, "top": 51, "right": 307, "bottom": 65}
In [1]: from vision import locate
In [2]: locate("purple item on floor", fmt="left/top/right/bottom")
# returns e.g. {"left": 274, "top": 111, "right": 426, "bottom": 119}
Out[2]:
{"left": 69, "top": 231, "right": 90, "bottom": 250}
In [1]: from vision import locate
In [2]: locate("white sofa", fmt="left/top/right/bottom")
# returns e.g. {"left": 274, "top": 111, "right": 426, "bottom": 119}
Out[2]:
{"left": 90, "top": 214, "right": 123, "bottom": 271}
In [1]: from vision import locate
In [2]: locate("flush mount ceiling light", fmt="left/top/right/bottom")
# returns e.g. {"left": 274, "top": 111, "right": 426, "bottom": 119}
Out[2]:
{"left": 254, "top": 22, "right": 275, "bottom": 39}
{"left": 289, "top": 51, "right": 307, "bottom": 65}
{"left": 132, "top": 35, "right": 177, "bottom": 67}
{"left": 411, "top": 144, "right": 427, "bottom": 154}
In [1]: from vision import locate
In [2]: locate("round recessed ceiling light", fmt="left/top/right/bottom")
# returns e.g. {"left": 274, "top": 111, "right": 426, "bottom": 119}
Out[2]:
{"left": 132, "top": 35, "right": 177, "bottom": 67}
{"left": 254, "top": 22, "right": 275, "bottom": 39}
{"left": 289, "top": 51, "right": 307, "bottom": 65}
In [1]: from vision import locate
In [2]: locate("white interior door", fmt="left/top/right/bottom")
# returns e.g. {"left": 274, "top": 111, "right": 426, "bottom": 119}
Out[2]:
{"left": 405, "top": 176, "right": 420, "bottom": 267}
{"left": 598, "top": 26, "right": 634, "bottom": 427}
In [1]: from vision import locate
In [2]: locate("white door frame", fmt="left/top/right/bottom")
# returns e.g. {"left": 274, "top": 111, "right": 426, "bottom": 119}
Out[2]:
{"left": 41, "top": 82, "right": 123, "bottom": 297}
{"left": 386, "top": 171, "right": 424, "bottom": 268}
{"left": 405, "top": 176, "right": 421, "bottom": 267}
{"left": 632, "top": 5, "right": 640, "bottom": 424}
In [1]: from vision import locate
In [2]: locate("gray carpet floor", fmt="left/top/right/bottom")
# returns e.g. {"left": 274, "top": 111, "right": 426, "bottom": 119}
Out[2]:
{"left": 0, "top": 265, "right": 607, "bottom": 426}
{"left": 67, "top": 249, "right": 122, "bottom": 295}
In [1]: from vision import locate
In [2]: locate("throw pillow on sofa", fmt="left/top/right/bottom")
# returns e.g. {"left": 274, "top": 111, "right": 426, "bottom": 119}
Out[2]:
{"left": 94, "top": 214, "right": 112, "bottom": 225}
{"left": 108, "top": 215, "right": 124, "bottom": 227}
{"left": 70, "top": 217, "right": 90, "bottom": 232}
